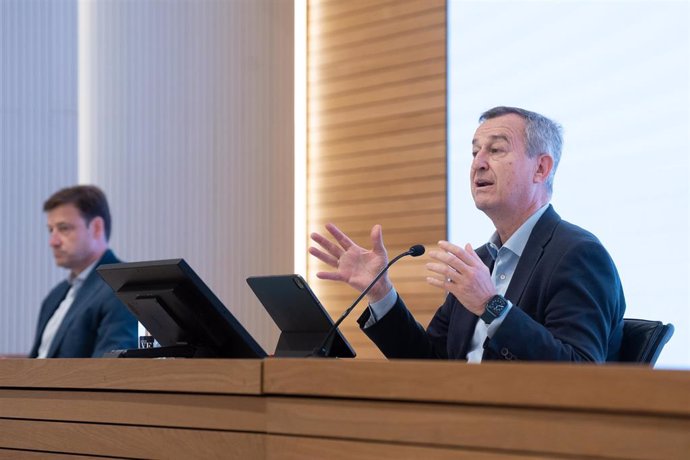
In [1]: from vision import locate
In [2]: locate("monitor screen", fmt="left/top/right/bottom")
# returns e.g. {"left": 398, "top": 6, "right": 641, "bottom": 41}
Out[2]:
{"left": 97, "top": 259, "right": 266, "bottom": 358}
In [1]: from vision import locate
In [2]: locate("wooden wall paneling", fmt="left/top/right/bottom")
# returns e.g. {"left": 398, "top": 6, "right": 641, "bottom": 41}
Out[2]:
{"left": 310, "top": 96, "right": 446, "bottom": 128}
{"left": 314, "top": 77, "right": 446, "bottom": 115}
{"left": 312, "top": 113, "right": 445, "bottom": 145}
{"left": 311, "top": 42, "right": 445, "bottom": 81}
{"left": 311, "top": 128, "right": 446, "bottom": 159}
{"left": 313, "top": 0, "right": 445, "bottom": 35}
{"left": 307, "top": 0, "right": 447, "bottom": 359}
{"left": 310, "top": 0, "right": 401, "bottom": 21}
{"left": 310, "top": 58, "right": 445, "bottom": 97}
{"left": 310, "top": 8, "right": 445, "bottom": 50}
{"left": 315, "top": 29, "right": 445, "bottom": 67}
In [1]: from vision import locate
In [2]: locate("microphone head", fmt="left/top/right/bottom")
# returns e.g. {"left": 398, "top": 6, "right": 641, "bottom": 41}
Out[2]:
{"left": 408, "top": 244, "right": 425, "bottom": 257}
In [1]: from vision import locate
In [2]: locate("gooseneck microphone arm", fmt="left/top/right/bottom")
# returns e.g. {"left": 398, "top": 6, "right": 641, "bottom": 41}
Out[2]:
{"left": 312, "top": 244, "right": 425, "bottom": 357}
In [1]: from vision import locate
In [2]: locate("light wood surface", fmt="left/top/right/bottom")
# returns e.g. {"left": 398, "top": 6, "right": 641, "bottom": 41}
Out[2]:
{"left": 265, "top": 435, "right": 547, "bottom": 460}
{"left": 0, "top": 419, "right": 264, "bottom": 460}
{"left": 0, "top": 450, "right": 108, "bottom": 460}
{"left": 0, "top": 358, "right": 262, "bottom": 394}
{"left": 263, "top": 359, "right": 690, "bottom": 415}
{"left": 0, "top": 389, "right": 265, "bottom": 432}
{"left": 265, "top": 396, "right": 688, "bottom": 460}
{"left": 1, "top": 359, "right": 689, "bottom": 459}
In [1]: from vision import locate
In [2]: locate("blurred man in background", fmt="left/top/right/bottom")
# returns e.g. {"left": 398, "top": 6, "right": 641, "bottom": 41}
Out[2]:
{"left": 29, "top": 185, "right": 136, "bottom": 358}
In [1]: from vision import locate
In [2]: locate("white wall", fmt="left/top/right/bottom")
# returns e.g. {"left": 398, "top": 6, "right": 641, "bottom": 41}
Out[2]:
{"left": 79, "top": 0, "right": 294, "bottom": 353}
{"left": 0, "top": 0, "right": 78, "bottom": 355}
{"left": 448, "top": 0, "right": 689, "bottom": 368}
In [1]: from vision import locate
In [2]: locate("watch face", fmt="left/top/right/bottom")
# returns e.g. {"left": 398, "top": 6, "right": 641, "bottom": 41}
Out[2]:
{"left": 487, "top": 295, "right": 508, "bottom": 316}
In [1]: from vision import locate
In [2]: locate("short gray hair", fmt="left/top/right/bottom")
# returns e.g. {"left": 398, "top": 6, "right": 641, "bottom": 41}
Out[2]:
{"left": 479, "top": 106, "right": 563, "bottom": 194}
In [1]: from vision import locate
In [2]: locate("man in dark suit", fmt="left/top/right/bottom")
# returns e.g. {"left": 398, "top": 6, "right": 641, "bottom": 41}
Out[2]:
{"left": 309, "top": 106, "right": 625, "bottom": 362}
{"left": 29, "top": 185, "right": 137, "bottom": 358}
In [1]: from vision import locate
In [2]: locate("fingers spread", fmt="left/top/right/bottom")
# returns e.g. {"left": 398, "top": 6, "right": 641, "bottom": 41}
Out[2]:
{"left": 325, "top": 223, "right": 355, "bottom": 251}
{"left": 438, "top": 240, "right": 478, "bottom": 267}
{"left": 425, "top": 262, "right": 458, "bottom": 280}
{"left": 428, "top": 249, "right": 463, "bottom": 276}
{"left": 426, "top": 276, "right": 454, "bottom": 291}
{"left": 308, "top": 246, "right": 339, "bottom": 267}
{"left": 311, "top": 231, "right": 344, "bottom": 258}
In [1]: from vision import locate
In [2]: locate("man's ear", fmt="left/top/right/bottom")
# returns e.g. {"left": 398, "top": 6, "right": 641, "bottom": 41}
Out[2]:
{"left": 534, "top": 154, "right": 554, "bottom": 184}
{"left": 89, "top": 216, "right": 106, "bottom": 240}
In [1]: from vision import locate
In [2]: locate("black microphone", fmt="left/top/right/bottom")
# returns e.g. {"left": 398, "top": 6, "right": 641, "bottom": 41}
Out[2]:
{"left": 312, "top": 244, "right": 426, "bottom": 357}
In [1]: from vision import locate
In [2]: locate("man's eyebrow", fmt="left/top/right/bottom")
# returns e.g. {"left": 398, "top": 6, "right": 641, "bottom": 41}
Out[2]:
{"left": 472, "top": 134, "right": 510, "bottom": 145}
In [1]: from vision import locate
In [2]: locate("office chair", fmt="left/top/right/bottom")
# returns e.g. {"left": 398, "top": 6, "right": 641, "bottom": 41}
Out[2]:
{"left": 618, "top": 318, "right": 674, "bottom": 365}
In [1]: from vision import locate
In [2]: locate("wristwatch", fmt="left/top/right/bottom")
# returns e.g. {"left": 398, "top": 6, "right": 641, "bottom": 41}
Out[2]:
{"left": 481, "top": 295, "right": 510, "bottom": 324}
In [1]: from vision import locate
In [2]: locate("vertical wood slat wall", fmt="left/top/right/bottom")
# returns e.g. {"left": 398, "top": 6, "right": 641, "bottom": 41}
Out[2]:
{"left": 307, "top": 0, "right": 447, "bottom": 358}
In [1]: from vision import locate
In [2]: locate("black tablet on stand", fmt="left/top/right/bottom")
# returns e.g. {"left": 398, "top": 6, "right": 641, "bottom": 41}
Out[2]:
{"left": 98, "top": 259, "right": 267, "bottom": 358}
{"left": 246, "top": 275, "right": 356, "bottom": 358}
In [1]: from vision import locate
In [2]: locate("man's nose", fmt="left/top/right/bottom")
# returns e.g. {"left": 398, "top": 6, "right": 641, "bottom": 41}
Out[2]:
{"left": 49, "top": 231, "right": 61, "bottom": 247}
{"left": 472, "top": 149, "right": 489, "bottom": 171}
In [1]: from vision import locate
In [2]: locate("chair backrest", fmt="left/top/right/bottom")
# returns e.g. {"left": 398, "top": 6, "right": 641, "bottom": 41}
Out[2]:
{"left": 619, "top": 318, "right": 674, "bottom": 365}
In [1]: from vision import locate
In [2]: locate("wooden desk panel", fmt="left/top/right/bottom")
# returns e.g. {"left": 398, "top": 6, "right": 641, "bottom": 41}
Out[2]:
{"left": 1, "top": 359, "right": 689, "bottom": 459}
{"left": 0, "top": 449, "right": 108, "bottom": 459}
{"left": 263, "top": 359, "right": 690, "bottom": 416}
{"left": 0, "top": 389, "right": 265, "bottom": 432}
{"left": 0, "top": 419, "right": 264, "bottom": 460}
{"left": 0, "top": 358, "right": 262, "bottom": 394}
{"left": 265, "top": 435, "right": 544, "bottom": 460}
{"left": 264, "top": 396, "right": 689, "bottom": 460}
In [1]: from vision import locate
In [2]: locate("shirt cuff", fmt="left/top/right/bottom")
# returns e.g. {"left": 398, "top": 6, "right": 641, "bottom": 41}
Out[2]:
{"left": 363, "top": 287, "right": 398, "bottom": 329}
{"left": 486, "top": 300, "right": 513, "bottom": 338}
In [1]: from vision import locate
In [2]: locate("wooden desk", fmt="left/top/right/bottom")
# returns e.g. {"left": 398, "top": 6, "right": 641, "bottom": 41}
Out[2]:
{"left": 1, "top": 359, "right": 688, "bottom": 459}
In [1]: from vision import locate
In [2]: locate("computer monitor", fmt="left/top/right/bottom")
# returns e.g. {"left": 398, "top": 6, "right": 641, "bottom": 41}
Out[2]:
{"left": 97, "top": 259, "right": 266, "bottom": 358}
{"left": 246, "top": 274, "right": 355, "bottom": 358}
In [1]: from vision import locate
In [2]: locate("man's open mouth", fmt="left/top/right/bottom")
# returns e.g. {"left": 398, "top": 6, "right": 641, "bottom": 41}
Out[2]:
{"left": 474, "top": 179, "right": 493, "bottom": 188}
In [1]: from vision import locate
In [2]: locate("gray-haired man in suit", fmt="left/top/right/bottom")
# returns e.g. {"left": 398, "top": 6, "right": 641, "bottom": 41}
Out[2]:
{"left": 310, "top": 106, "right": 625, "bottom": 362}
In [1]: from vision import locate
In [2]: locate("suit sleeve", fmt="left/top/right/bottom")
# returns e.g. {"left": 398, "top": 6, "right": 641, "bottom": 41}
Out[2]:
{"left": 358, "top": 294, "right": 452, "bottom": 359}
{"left": 91, "top": 294, "right": 138, "bottom": 357}
{"left": 485, "top": 239, "right": 624, "bottom": 362}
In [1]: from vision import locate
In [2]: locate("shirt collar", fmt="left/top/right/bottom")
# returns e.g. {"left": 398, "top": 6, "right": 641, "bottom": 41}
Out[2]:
{"left": 487, "top": 204, "right": 550, "bottom": 259}
{"left": 68, "top": 258, "right": 99, "bottom": 285}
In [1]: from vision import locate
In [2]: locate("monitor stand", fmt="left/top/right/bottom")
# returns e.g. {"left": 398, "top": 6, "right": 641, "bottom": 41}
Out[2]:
{"left": 274, "top": 332, "right": 334, "bottom": 358}
{"left": 103, "top": 344, "right": 216, "bottom": 358}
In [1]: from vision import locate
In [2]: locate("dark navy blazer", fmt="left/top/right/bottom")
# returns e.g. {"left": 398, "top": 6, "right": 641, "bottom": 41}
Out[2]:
{"left": 358, "top": 206, "right": 625, "bottom": 362}
{"left": 29, "top": 250, "right": 137, "bottom": 358}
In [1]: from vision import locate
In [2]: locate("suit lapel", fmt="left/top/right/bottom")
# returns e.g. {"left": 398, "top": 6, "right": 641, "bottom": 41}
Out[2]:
{"left": 46, "top": 250, "right": 117, "bottom": 357}
{"left": 504, "top": 206, "right": 561, "bottom": 305}
{"left": 46, "top": 272, "right": 102, "bottom": 357}
{"left": 30, "top": 281, "right": 70, "bottom": 357}
{"left": 39, "top": 283, "right": 70, "bottom": 333}
{"left": 477, "top": 245, "right": 495, "bottom": 273}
